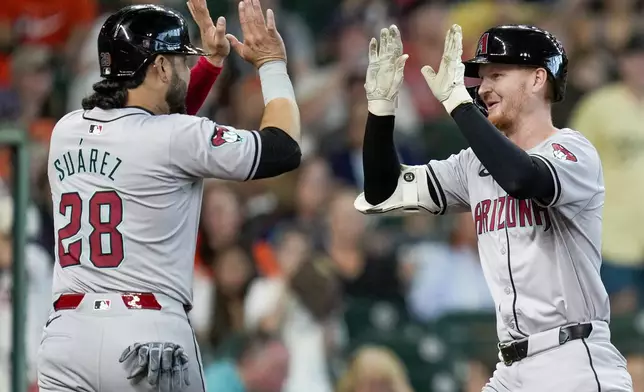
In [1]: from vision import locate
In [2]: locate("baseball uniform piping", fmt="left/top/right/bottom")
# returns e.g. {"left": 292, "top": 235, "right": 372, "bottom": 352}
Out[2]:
{"left": 81, "top": 111, "right": 150, "bottom": 123}
{"left": 244, "top": 131, "right": 260, "bottom": 181}
{"left": 505, "top": 217, "right": 527, "bottom": 337}
{"left": 425, "top": 164, "right": 447, "bottom": 214}
{"left": 424, "top": 172, "right": 442, "bottom": 212}
{"left": 582, "top": 338, "right": 601, "bottom": 392}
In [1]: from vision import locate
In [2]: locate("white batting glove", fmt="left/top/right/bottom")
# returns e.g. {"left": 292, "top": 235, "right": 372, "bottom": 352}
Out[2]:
{"left": 365, "top": 25, "right": 409, "bottom": 116}
{"left": 421, "top": 24, "right": 472, "bottom": 114}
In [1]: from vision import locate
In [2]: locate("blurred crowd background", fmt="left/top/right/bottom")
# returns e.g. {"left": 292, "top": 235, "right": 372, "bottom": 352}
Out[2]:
{"left": 3, "top": 0, "right": 644, "bottom": 391}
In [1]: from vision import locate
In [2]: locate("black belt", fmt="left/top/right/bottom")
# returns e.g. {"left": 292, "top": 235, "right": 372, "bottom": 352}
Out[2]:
{"left": 498, "top": 323, "right": 593, "bottom": 366}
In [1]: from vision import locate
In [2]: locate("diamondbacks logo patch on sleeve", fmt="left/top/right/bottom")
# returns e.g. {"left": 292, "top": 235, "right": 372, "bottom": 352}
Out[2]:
{"left": 211, "top": 126, "right": 242, "bottom": 147}
{"left": 551, "top": 143, "right": 577, "bottom": 162}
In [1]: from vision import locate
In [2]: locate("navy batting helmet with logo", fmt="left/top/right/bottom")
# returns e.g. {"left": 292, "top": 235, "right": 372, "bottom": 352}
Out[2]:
{"left": 97, "top": 4, "right": 208, "bottom": 79}
{"left": 464, "top": 24, "right": 568, "bottom": 104}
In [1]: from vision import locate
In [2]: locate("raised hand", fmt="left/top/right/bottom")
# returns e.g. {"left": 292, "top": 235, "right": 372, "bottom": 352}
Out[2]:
{"left": 364, "top": 24, "right": 409, "bottom": 116}
{"left": 225, "top": 0, "right": 287, "bottom": 68}
{"left": 187, "top": 0, "right": 230, "bottom": 67}
{"left": 420, "top": 24, "right": 472, "bottom": 114}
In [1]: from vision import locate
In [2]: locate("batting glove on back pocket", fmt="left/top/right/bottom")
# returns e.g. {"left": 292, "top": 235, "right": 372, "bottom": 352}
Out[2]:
{"left": 119, "top": 341, "right": 190, "bottom": 392}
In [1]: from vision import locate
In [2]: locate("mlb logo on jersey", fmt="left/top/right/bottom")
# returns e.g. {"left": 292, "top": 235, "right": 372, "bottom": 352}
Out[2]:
{"left": 94, "top": 299, "right": 111, "bottom": 310}
{"left": 89, "top": 124, "right": 103, "bottom": 135}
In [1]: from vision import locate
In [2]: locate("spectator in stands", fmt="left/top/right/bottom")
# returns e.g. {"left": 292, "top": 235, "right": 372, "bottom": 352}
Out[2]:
{"left": 325, "top": 188, "right": 405, "bottom": 302}
{"left": 336, "top": 345, "right": 413, "bottom": 392}
{"left": 570, "top": 32, "right": 644, "bottom": 313}
{"left": 200, "top": 246, "right": 257, "bottom": 353}
{"left": 245, "top": 224, "right": 340, "bottom": 392}
{"left": 271, "top": 156, "right": 334, "bottom": 249}
{"left": 198, "top": 182, "right": 249, "bottom": 264}
{"left": 225, "top": 0, "right": 315, "bottom": 80}
{"left": 325, "top": 96, "right": 423, "bottom": 190}
{"left": 0, "top": 46, "right": 54, "bottom": 126}
{"left": 402, "top": 2, "right": 451, "bottom": 123}
{"left": 192, "top": 182, "right": 250, "bottom": 339}
{"left": 550, "top": 47, "right": 611, "bottom": 128}
{"left": 403, "top": 212, "right": 494, "bottom": 322}
{"left": 571, "top": 0, "right": 644, "bottom": 54}
{"left": 0, "top": 0, "right": 97, "bottom": 88}
{"left": 229, "top": 75, "right": 264, "bottom": 131}
{"left": 204, "top": 332, "right": 290, "bottom": 392}
{"left": 296, "top": 20, "right": 419, "bottom": 139}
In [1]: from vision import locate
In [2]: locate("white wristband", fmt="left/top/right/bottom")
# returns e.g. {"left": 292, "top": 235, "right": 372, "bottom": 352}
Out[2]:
{"left": 368, "top": 99, "right": 396, "bottom": 116}
{"left": 442, "top": 85, "right": 473, "bottom": 114}
{"left": 258, "top": 60, "right": 296, "bottom": 106}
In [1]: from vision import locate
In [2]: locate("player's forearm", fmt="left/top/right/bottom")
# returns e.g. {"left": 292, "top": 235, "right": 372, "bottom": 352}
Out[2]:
{"left": 451, "top": 103, "right": 554, "bottom": 200}
{"left": 363, "top": 112, "right": 401, "bottom": 205}
{"left": 186, "top": 57, "right": 223, "bottom": 115}
{"left": 260, "top": 98, "right": 300, "bottom": 140}
{"left": 258, "top": 61, "right": 301, "bottom": 143}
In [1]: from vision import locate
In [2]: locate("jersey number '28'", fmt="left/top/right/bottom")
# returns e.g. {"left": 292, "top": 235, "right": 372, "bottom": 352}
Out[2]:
{"left": 57, "top": 191, "right": 124, "bottom": 268}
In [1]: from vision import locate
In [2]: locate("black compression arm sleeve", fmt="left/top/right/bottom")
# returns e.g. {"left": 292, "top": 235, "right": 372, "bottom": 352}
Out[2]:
{"left": 450, "top": 103, "right": 554, "bottom": 200}
{"left": 363, "top": 113, "right": 401, "bottom": 205}
{"left": 254, "top": 127, "right": 302, "bottom": 180}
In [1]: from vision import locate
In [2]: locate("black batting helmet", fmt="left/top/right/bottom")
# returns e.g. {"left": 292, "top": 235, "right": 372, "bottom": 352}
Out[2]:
{"left": 464, "top": 25, "right": 568, "bottom": 102}
{"left": 97, "top": 4, "right": 207, "bottom": 79}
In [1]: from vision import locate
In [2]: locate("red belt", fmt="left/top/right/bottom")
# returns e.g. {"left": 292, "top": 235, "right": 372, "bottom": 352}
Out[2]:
{"left": 53, "top": 293, "right": 162, "bottom": 311}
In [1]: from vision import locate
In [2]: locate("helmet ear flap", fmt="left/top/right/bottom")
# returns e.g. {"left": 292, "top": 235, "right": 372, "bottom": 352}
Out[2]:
{"left": 466, "top": 86, "right": 488, "bottom": 117}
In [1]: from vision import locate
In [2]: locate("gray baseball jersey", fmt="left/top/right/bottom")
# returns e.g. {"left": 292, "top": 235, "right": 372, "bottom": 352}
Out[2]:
{"left": 357, "top": 128, "right": 608, "bottom": 342}
{"left": 431, "top": 128, "right": 608, "bottom": 342}
{"left": 47, "top": 107, "right": 262, "bottom": 307}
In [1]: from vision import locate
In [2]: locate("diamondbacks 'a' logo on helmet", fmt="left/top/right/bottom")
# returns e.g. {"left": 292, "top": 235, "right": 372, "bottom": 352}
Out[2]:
{"left": 211, "top": 126, "right": 242, "bottom": 147}
{"left": 477, "top": 33, "right": 489, "bottom": 55}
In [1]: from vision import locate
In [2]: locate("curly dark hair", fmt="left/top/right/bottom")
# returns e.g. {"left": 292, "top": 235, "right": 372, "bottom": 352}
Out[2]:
{"left": 81, "top": 70, "right": 147, "bottom": 110}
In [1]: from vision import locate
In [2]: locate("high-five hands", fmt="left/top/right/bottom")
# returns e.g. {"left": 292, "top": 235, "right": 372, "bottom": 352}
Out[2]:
{"left": 225, "top": 0, "right": 287, "bottom": 68}
{"left": 421, "top": 24, "right": 472, "bottom": 114}
{"left": 364, "top": 25, "right": 409, "bottom": 116}
{"left": 187, "top": 0, "right": 230, "bottom": 67}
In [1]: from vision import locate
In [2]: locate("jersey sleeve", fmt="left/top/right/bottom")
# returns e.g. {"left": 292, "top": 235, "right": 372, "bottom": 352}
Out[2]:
{"left": 529, "top": 131, "right": 602, "bottom": 217}
{"left": 167, "top": 115, "right": 261, "bottom": 181}
{"left": 355, "top": 149, "right": 471, "bottom": 215}
{"left": 427, "top": 149, "right": 472, "bottom": 214}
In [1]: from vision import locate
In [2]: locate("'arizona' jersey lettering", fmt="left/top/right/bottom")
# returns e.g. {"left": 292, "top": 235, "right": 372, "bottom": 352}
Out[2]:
{"left": 474, "top": 196, "right": 552, "bottom": 234}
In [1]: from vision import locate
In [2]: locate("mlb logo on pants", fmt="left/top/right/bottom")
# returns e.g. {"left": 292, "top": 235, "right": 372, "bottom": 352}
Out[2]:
{"left": 94, "top": 300, "right": 111, "bottom": 310}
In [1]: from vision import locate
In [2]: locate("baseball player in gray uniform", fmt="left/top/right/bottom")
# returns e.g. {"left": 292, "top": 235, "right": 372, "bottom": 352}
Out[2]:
{"left": 38, "top": 0, "right": 301, "bottom": 391}
{"left": 355, "top": 24, "right": 633, "bottom": 391}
